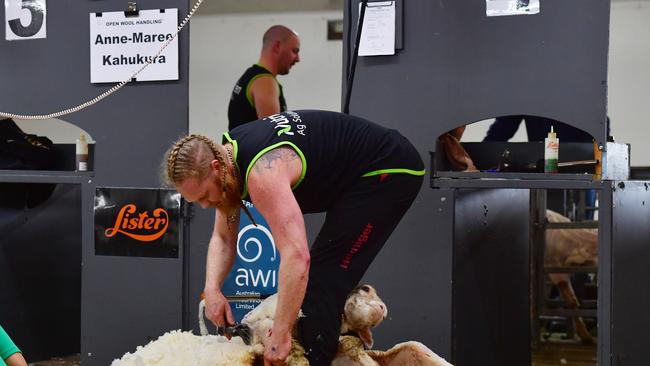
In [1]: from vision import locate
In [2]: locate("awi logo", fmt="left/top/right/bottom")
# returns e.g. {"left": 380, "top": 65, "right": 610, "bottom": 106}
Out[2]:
{"left": 222, "top": 203, "right": 279, "bottom": 321}
{"left": 234, "top": 224, "right": 278, "bottom": 288}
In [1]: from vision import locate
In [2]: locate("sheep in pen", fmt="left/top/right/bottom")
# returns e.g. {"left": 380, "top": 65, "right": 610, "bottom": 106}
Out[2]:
{"left": 111, "top": 285, "right": 452, "bottom": 366}
{"left": 543, "top": 210, "right": 598, "bottom": 343}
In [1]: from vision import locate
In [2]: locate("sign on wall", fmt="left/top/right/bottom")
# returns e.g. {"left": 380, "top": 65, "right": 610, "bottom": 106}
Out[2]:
{"left": 89, "top": 8, "right": 179, "bottom": 83}
{"left": 486, "top": 0, "right": 540, "bottom": 17}
{"left": 94, "top": 187, "right": 181, "bottom": 258}
{"left": 221, "top": 201, "right": 279, "bottom": 322}
{"left": 5, "top": 0, "right": 47, "bottom": 41}
{"left": 359, "top": 1, "right": 395, "bottom": 56}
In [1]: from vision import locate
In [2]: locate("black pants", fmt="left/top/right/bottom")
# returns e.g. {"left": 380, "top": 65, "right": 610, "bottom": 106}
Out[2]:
{"left": 296, "top": 172, "right": 423, "bottom": 365}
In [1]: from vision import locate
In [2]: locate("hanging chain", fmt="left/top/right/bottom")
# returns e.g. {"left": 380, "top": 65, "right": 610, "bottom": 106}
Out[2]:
{"left": 0, "top": 0, "right": 205, "bottom": 120}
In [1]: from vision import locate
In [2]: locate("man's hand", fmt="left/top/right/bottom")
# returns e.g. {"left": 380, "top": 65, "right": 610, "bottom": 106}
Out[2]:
{"left": 263, "top": 327, "right": 292, "bottom": 366}
{"left": 204, "top": 290, "right": 235, "bottom": 338}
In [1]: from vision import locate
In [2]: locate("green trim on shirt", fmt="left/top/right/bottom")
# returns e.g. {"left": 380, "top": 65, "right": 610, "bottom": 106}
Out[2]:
{"left": 245, "top": 73, "right": 274, "bottom": 108}
{"left": 222, "top": 132, "right": 247, "bottom": 200}
{"left": 361, "top": 168, "right": 426, "bottom": 177}
{"left": 222, "top": 132, "right": 241, "bottom": 172}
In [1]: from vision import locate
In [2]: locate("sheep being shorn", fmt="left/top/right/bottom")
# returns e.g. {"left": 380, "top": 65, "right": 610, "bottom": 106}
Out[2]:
{"left": 112, "top": 293, "right": 307, "bottom": 366}
{"left": 332, "top": 285, "right": 453, "bottom": 366}
{"left": 238, "top": 293, "right": 309, "bottom": 366}
{"left": 112, "top": 285, "right": 450, "bottom": 366}
{"left": 340, "top": 284, "right": 387, "bottom": 349}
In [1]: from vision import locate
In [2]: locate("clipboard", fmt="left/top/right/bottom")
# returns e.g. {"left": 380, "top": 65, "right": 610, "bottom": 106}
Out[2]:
{"left": 93, "top": 3, "right": 166, "bottom": 18}
{"left": 123, "top": 2, "right": 166, "bottom": 17}
{"left": 124, "top": 2, "right": 139, "bottom": 17}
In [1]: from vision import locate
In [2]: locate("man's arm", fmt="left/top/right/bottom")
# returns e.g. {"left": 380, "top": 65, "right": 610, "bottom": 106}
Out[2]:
{"left": 5, "top": 352, "right": 28, "bottom": 366}
{"left": 0, "top": 326, "right": 27, "bottom": 366}
{"left": 203, "top": 209, "right": 239, "bottom": 328}
{"left": 483, "top": 116, "right": 522, "bottom": 142}
{"left": 250, "top": 76, "right": 282, "bottom": 119}
{"left": 247, "top": 148, "right": 309, "bottom": 364}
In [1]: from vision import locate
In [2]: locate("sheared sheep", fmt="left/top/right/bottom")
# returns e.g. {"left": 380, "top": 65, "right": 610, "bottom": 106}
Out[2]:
{"left": 332, "top": 285, "right": 453, "bottom": 366}
{"left": 544, "top": 209, "right": 598, "bottom": 343}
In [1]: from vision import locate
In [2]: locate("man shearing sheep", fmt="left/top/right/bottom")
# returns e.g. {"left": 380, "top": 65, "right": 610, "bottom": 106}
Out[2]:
{"left": 163, "top": 110, "right": 424, "bottom": 365}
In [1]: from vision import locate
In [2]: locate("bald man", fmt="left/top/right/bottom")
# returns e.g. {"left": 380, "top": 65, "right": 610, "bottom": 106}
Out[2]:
{"left": 227, "top": 25, "right": 301, "bottom": 130}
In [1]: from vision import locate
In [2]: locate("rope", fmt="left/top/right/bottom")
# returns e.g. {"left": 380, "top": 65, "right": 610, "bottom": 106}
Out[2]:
{"left": 0, "top": 0, "right": 205, "bottom": 120}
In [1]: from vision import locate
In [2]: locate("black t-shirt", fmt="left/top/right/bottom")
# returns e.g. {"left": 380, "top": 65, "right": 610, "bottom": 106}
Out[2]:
{"left": 227, "top": 64, "right": 287, "bottom": 130}
{"left": 223, "top": 110, "right": 424, "bottom": 213}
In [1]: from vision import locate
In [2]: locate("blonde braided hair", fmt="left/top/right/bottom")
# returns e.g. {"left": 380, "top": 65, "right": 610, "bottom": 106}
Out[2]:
{"left": 164, "top": 134, "right": 227, "bottom": 186}
{"left": 163, "top": 134, "right": 257, "bottom": 226}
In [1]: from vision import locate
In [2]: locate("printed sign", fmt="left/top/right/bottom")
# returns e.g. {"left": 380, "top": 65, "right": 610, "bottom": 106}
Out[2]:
{"left": 486, "top": 0, "right": 540, "bottom": 17}
{"left": 5, "top": 0, "right": 47, "bottom": 41}
{"left": 222, "top": 201, "right": 279, "bottom": 322}
{"left": 94, "top": 187, "right": 181, "bottom": 258}
{"left": 358, "top": 1, "right": 395, "bottom": 56}
{"left": 89, "top": 8, "right": 178, "bottom": 83}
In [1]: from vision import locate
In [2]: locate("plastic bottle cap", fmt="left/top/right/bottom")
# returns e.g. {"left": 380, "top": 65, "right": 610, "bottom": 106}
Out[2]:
{"left": 547, "top": 126, "right": 556, "bottom": 139}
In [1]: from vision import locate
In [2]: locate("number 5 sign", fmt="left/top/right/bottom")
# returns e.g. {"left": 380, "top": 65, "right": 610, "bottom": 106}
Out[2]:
{"left": 5, "top": 0, "right": 46, "bottom": 40}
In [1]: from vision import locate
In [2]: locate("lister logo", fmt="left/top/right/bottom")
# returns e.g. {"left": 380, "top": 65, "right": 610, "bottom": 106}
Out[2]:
{"left": 104, "top": 203, "right": 169, "bottom": 242}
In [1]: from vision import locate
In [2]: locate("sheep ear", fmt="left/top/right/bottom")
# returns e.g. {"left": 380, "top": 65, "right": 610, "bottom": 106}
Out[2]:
{"left": 359, "top": 328, "right": 374, "bottom": 349}
{"left": 198, "top": 299, "right": 209, "bottom": 336}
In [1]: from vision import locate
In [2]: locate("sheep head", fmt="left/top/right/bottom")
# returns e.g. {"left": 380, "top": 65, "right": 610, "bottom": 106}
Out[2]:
{"left": 341, "top": 284, "right": 387, "bottom": 349}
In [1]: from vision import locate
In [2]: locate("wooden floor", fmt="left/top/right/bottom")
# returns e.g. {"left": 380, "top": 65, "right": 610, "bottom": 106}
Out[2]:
{"left": 29, "top": 355, "right": 80, "bottom": 366}
{"left": 27, "top": 343, "right": 596, "bottom": 366}
{"left": 532, "top": 342, "right": 597, "bottom": 366}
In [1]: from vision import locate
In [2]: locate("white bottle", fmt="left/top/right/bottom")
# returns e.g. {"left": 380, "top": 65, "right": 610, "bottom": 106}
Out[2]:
{"left": 76, "top": 134, "right": 89, "bottom": 171}
{"left": 544, "top": 126, "right": 559, "bottom": 173}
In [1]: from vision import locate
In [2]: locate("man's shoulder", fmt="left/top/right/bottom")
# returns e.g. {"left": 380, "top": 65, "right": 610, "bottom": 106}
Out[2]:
{"left": 236, "top": 65, "right": 274, "bottom": 86}
{"left": 246, "top": 64, "right": 273, "bottom": 75}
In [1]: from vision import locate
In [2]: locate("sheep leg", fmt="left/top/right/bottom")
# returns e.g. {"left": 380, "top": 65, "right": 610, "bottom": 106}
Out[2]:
{"left": 555, "top": 279, "right": 594, "bottom": 344}
{"left": 198, "top": 299, "right": 209, "bottom": 336}
{"left": 367, "top": 342, "right": 453, "bottom": 366}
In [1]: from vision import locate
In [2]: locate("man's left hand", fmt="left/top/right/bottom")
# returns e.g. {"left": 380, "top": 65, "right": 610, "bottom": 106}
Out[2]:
{"left": 263, "top": 328, "right": 292, "bottom": 366}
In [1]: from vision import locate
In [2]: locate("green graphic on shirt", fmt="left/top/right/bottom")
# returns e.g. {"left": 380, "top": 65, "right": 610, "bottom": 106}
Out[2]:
{"left": 276, "top": 126, "right": 292, "bottom": 136}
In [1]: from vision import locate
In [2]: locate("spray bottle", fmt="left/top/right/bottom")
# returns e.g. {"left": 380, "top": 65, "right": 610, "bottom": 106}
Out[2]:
{"left": 76, "top": 133, "right": 89, "bottom": 171}
{"left": 544, "top": 126, "right": 559, "bottom": 173}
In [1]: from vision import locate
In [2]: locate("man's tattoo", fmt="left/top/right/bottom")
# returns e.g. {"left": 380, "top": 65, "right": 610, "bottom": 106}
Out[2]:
{"left": 255, "top": 148, "right": 299, "bottom": 172}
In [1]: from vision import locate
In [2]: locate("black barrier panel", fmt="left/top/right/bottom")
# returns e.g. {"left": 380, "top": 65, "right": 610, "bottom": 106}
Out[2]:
{"left": 94, "top": 187, "right": 180, "bottom": 258}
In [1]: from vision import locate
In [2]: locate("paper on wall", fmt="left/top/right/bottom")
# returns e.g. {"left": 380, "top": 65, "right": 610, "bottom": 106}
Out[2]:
{"left": 486, "top": 0, "right": 540, "bottom": 17}
{"left": 358, "top": 1, "right": 395, "bottom": 56}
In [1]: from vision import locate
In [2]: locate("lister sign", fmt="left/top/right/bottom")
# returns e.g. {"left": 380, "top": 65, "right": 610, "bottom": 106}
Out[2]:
{"left": 94, "top": 187, "right": 180, "bottom": 258}
{"left": 104, "top": 204, "right": 170, "bottom": 242}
